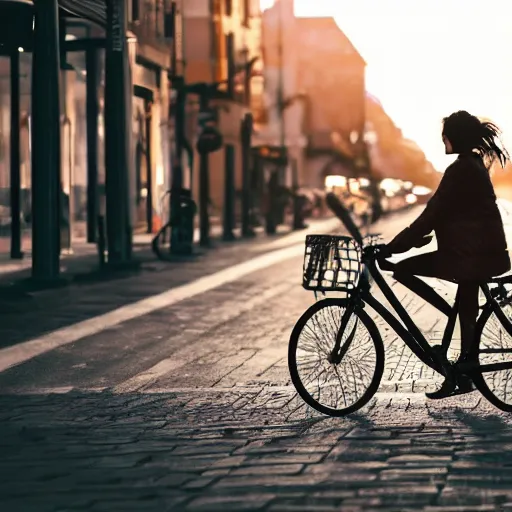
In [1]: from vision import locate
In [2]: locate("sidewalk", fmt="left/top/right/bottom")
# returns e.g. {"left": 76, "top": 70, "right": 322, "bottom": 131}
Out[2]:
{"left": 0, "top": 216, "right": 342, "bottom": 285}
{"left": 0, "top": 215, "right": 342, "bottom": 351}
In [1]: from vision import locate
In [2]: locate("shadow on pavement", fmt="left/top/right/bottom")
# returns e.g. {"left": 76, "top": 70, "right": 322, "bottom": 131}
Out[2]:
{"left": 3, "top": 390, "right": 512, "bottom": 511}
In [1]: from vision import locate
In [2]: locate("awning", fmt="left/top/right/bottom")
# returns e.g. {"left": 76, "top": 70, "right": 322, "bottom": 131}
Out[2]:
{"left": 0, "top": 0, "right": 34, "bottom": 50}
{"left": 59, "top": 0, "right": 106, "bottom": 27}
{"left": 0, "top": 0, "right": 106, "bottom": 27}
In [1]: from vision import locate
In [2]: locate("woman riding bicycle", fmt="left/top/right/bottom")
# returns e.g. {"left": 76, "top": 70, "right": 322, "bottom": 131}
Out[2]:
{"left": 384, "top": 110, "right": 511, "bottom": 399}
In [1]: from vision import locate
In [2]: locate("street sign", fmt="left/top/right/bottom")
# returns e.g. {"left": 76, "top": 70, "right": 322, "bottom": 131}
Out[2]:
{"left": 197, "top": 126, "right": 223, "bottom": 154}
{"left": 252, "top": 145, "right": 288, "bottom": 166}
{"left": 196, "top": 107, "right": 222, "bottom": 154}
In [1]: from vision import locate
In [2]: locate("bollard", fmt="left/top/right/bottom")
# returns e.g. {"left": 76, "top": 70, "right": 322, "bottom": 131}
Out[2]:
{"left": 223, "top": 144, "right": 236, "bottom": 241}
{"left": 292, "top": 160, "right": 305, "bottom": 230}
{"left": 265, "top": 170, "right": 278, "bottom": 235}
{"left": 177, "top": 190, "right": 196, "bottom": 255}
{"left": 241, "top": 113, "right": 254, "bottom": 237}
{"left": 97, "top": 215, "right": 106, "bottom": 268}
{"left": 198, "top": 151, "right": 210, "bottom": 247}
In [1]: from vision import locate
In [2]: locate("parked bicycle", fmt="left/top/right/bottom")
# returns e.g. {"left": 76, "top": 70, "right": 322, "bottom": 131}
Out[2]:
{"left": 288, "top": 192, "right": 512, "bottom": 416}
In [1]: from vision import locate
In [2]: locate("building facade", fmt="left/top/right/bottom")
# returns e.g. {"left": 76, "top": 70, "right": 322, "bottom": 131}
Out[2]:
{"left": 260, "top": 0, "right": 438, "bottom": 193}
{"left": 260, "top": 2, "right": 366, "bottom": 190}
{"left": 258, "top": 0, "right": 307, "bottom": 187}
{"left": 182, "top": 0, "right": 263, "bottom": 222}
{"left": 0, "top": 0, "right": 183, "bottom": 262}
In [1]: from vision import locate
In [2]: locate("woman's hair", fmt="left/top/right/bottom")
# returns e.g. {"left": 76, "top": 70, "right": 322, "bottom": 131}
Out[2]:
{"left": 442, "top": 110, "right": 509, "bottom": 168}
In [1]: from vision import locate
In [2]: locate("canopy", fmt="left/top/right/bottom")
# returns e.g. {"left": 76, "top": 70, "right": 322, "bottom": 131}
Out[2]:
{"left": 60, "top": 0, "right": 106, "bottom": 26}
{"left": 0, "top": 0, "right": 106, "bottom": 28}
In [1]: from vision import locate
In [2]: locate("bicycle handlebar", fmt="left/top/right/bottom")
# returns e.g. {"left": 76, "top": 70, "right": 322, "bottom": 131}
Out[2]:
{"left": 363, "top": 244, "right": 396, "bottom": 272}
{"left": 325, "top": 191, "right": 397, "bottom": 271}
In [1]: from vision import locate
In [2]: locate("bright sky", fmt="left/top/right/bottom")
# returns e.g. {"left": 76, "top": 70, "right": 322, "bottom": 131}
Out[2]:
{"left": 260, "top": 0, "right": 512, "bottom": 171}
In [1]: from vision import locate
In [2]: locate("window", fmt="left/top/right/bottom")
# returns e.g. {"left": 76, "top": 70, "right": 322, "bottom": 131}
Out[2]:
{"left": 164, "top": 1, "right": 176, "bottom": 39}
{"left": 225, "top": 0, "right": 232, "bottom": 16}
{"left": 132, "top": 0, "right": 140, "bottom": 22}
{"left": 242, "top": 0, "right": 250, "bottom": 26}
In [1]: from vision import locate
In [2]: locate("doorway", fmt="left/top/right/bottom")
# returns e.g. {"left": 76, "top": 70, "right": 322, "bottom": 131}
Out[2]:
{"left": 133, "top": 85, "right": 154, "bottom": 233}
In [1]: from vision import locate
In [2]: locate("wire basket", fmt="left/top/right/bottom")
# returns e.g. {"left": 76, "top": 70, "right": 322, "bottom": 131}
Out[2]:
{"left": 303, "top": 234, "right": 362, "bottom": 292}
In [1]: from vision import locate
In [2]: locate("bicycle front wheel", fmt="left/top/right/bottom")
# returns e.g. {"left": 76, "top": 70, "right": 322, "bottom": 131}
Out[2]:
{"left": 473, "top": 302, "right": 512, "bottom": 412}
{"left": 288, "top": 298, "right": 384, "bottom": 417}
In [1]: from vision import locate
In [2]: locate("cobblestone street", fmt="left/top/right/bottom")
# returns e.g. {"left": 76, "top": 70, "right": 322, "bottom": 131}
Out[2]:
{"left": 2, "top": 208, "right": 512, "bottom": 511}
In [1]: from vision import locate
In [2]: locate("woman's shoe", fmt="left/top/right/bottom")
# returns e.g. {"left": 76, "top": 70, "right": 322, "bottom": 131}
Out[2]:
{"left": 425, "top": 377, "right": 457, "bottom": 399}
{"left": 425, "top": 374, "right": 475, "bottom": 400}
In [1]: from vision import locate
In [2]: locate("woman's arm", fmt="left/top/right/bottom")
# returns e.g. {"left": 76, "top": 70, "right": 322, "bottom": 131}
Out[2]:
{"left": 388, "top": 161, "right": 461, "bottom": 253}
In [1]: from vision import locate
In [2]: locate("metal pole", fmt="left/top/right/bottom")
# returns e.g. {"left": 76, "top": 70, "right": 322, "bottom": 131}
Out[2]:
{"left": 170, "top": 76, "right": 186, "bottom": 253}
{"left": 266, "top": 168, "right": 278, "bottom": 235}
{"left": 198, "top": 93, "right": 211, "bottom": 247}
{"left": 277, "top": 0, "right": 285, "bottom": 157}
{"left": 145, "top": 100, "right": 153, "bottom": 233}
{"left": 85, "top": 47, "right": 99, "bottom": 243}
{"left": 292, "top": 158, "right": 304, "bottom": 230}
{"left": 105, "top": 0, "right": 132, "bottom": 265}
{"left": 174, "top": 78, "right": 185, "bottom": 191}
{"left": 31, "top": 0, "right": 61, "bottom": 281}
{"left": 241, "top": 113, "right": 254, "bottom": 237}
{"left": 10, "top": 49, "right": 22, "bottom": 259}
{"left": 60, "top": 116, "right": 72, "bottom": 253}
{"left": 223, "top": 144, "right": 235, "bottom": 241}
{"left": 275, "top": 0, "right": 286, "bottom": 225}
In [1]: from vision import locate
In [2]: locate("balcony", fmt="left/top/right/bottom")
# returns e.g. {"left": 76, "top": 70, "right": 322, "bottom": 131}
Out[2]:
{"left": 130, "top": 0, "right": 173, "bottom": 47}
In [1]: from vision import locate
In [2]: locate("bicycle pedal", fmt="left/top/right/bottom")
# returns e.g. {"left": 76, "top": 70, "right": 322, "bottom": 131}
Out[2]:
{"left": 450, "top": 386, "right": 476, "bottom": 397}
{"left": 452, "top": 375, "right": 476, "bottom": 394}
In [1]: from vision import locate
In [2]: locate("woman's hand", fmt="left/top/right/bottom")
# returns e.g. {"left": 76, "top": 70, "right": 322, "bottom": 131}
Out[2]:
{"left": 387, "top": 229, "right": 434, "bottom": 255}
{"left": 413, "top": 234, "right": 434, "bottom": 249}
{"left": 378, "top": 245, "right": 393, "bottom": 259}
{"left": 377, "top": 245, "right": 395, "bottom": 271}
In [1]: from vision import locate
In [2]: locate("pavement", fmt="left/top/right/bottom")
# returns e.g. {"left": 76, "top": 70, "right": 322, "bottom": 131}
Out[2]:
{"left": 2, "top": 207, "right": 512, "bottom": 511}
{"left": 0, "top": 217, "right": 339, "bottom": 350}
{"left": 0, "top": 220, "right": 299, "bottom": 281}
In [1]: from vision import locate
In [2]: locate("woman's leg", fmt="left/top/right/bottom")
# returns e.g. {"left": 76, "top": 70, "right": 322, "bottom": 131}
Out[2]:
{"left": 392, "top": 253, "right": 476, "bottom": 397}
{"left": 393, "top": 252, "right": 441, "bottom": 278}
{"left": 457, "top": 281, "right": 480, "bottom": 359}
{"left": 392, "top": 253, "right": 453, "bottom": 316}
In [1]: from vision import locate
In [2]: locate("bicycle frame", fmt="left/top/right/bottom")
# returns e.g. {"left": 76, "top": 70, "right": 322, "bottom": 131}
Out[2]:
{"left": 357, "top": 256, "right": 455, "bottom": 376}
{"left": 471, "top": 282, "right": 512, "bottom": 374}
{"left": 323, "top": 190, "right": 512, "bottom": 378}
{"left": 350, "top": 254, "right": 512, "bottom": 377}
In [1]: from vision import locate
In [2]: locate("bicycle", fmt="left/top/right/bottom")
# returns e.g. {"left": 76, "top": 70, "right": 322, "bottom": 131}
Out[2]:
{"left": 288, "top": 193, "right": 512, "bottom": 416}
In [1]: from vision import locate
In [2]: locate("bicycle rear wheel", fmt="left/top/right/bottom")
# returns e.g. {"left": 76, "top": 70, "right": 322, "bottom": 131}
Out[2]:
{"left": 288, "top": 298, "right": 384, "bottom": 417}
{"left": 473, "top": 301, "right": 512, "bottom": 412}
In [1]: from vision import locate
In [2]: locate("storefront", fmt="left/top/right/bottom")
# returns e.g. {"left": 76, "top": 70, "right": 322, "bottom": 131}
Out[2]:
{"left": 0, "top": 0, "right": 34, "bottom": 259}
{"left": 0, "top": 0, "right": 175, "bottom": 276}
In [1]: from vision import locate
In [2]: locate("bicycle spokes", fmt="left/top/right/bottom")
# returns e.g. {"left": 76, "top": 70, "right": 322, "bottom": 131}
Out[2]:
{"left": 329, "top": 316, "right": 359, "bottom": 365}
{"left": 290, "top": 301, "right": 383, "bottom": 415}
{"left": 477, "top": 305, "right": 512, "bottom": 407}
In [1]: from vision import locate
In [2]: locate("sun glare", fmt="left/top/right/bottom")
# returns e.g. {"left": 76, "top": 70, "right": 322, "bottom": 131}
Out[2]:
{"left": 260, "top": 0, "right": 512, "bottom": 172}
